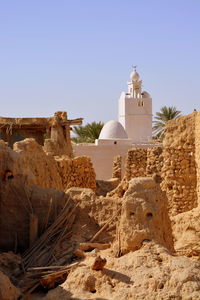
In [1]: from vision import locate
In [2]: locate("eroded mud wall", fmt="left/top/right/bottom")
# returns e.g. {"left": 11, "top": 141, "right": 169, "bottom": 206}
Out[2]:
{"left": 195, "top": 112, "right": 200, "bottom": 205}
{"left": 161, "top": 113, "right": 197, "bottom": 216}
{"left": 0, "top": 138, "right": 96, "bottom": 251}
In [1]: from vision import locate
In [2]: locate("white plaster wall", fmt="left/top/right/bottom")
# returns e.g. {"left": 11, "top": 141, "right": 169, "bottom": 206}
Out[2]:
{"left": 73, "top": 144, "right": 132, "bottom": 180}
{"left": 96, "top": 139, "right": 132, "bottom": 146}
{"left": 73, "top": 143, "right": 157, "bottom": 180}
{"left": 119, "top": 95, "right": 152, "bottom": 142}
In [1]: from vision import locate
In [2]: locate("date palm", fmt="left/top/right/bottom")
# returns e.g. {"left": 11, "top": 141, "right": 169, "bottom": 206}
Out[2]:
{"left": 72, "top": 121, "right": 104, "bottom": 143}
{"left": 153, "top": 106, "right": 181, "bottom": 139}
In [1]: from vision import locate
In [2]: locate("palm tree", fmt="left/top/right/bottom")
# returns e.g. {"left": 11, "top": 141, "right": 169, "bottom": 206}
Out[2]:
{"left": 72, "top": 121, "right": 104, "bottom": 143}
{"left": 153, "top": 106, "right": 181, "bottom": 139}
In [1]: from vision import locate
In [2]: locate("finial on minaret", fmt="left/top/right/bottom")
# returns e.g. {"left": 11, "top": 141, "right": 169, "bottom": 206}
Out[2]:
{"left": 132, "top": 65, "right": 137, "bottom": 72}
{"left": 130, "top": 65, "right": 140, "bottom": 83}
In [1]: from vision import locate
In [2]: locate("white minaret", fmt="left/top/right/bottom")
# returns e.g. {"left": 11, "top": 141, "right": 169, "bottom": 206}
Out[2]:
{"left": 118, "top": 67, "right": 152, "bottom": 143}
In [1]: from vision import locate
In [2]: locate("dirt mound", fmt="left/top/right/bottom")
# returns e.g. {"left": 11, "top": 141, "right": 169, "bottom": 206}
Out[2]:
{"left": 42, "top": 242, "right": 200, "bottom": 300}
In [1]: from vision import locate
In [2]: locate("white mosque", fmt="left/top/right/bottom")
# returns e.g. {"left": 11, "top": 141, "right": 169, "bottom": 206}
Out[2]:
{"left": 96, "top": 67, "right": 152, "bottom": 145}
{"left": 74, "top": 68, "right": 153, "bottom": 179}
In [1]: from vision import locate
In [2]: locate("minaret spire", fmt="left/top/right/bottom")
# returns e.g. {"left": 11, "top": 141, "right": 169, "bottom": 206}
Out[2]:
{"left": 132, "top": 65, "right": 137, "bottom": 72}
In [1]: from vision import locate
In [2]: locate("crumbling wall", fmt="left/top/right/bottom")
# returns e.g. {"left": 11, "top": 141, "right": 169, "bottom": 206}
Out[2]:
{"left": 43, "top": 111, "right": 73, "bottom": 157}
{"left": 0, "top": 138, "right": 97, "bottom": 250}
{"left": 14, "top": 138, "right": 63, "bottom": 190}
{"left": 0, "top": 140, "right": 35, "bottom": 186}
{"left": 146, "top": 146, "right": 163, "bottom": 176}
{"left": 108, "top": 147, "right": 163, "bottom": 198}
{"left": 112, "top": 155, "right": 122, "bottom": 180}
{"left": 0, "top": 140, "right": 67, "bottom": 250}
{"left": 124, "top": 148, "right": 147, "bottom": 180}
{"left": 12, "top": 138, "right": 96, "bottom": 192}
{"left": 0, "top": 111, "right": 81, "bottom": 157}
{"left": 161, "top": 114, "right": 198, "bottom": 216}
{"left": 56, "top": 156, "right": 96, "bottom": 192}
{"left": 195, "top": 111, "right": 200, "bottom": 205}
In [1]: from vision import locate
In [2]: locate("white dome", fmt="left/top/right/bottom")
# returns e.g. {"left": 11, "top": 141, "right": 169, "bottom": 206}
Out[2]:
{"left": 99, "top": 120, "right": 128, "bottom": 139}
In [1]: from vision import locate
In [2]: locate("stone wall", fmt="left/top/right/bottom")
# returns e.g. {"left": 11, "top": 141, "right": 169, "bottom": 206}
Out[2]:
{"left": 124, "top": 147, "right": 163, "bottom": 180}
{"left": 56, "top": 156, "right": 96, "bottom": 192}
{"left": 124, "top": 148, "right": 147, "bottom": 180}
{"left": 161, "top": 114, "right": 198, "bottom": 216}
{"left": 111, "top": 114, "right": 200, "bottom": 216}
{"left": 112, "top": 155, "right": 122, "bottom": 180}
{"left": 146, "top": 147, "right": 163, "bottom": 176}
{"left": 108, "top": 147, "right": 160, "bottom": 198}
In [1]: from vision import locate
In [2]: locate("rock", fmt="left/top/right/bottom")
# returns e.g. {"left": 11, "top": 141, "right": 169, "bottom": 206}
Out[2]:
{"left": 91, "top": 256, "right": 107, "bottom": 271}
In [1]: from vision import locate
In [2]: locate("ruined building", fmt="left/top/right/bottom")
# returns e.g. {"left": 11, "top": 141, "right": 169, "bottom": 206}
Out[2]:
{"left": 0, "top": 111, "right": 83, "bottom": 157}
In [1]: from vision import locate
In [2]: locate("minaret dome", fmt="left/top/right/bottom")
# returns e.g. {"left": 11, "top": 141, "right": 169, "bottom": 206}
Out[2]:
{"left": 130, "top": 69, "right": 140, "bottom": 82}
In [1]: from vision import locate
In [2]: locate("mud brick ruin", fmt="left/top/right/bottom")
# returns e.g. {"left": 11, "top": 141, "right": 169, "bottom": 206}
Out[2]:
{"left": 1, "top": 111, "right": 200, "bottom": 300}
{"left": 0, "top": 111, "right": 82, "bottom": 156}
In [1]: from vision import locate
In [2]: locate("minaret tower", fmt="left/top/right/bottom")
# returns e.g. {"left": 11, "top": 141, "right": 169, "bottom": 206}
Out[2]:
{"left": 118, "top": 67, "right": 152, "bottom": 143}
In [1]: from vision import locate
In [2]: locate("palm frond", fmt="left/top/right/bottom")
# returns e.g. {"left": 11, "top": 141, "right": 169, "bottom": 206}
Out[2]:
{"left": 153, "top": 106, "right": 181, "bottom": 140}
{"left": 72, "top": 121, "right": 104, "bottom": 143}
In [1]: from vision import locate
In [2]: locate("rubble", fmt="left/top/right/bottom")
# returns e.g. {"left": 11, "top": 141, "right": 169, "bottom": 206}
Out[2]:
{"left": 91, "top": 256, "right": 107, "bottom": 271}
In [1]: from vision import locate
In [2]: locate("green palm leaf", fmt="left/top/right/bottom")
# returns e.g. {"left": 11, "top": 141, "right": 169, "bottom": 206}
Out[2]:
{"left": 72, "top": 121, "right": 104, "bottom": 143}
{"left": 153, "top": 106, "right": 181, "bottom": 139}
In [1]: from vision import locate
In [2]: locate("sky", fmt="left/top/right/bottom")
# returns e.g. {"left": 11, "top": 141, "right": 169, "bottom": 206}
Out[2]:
{"left": 0, "top": 0, "right": 200, "bottom": 124}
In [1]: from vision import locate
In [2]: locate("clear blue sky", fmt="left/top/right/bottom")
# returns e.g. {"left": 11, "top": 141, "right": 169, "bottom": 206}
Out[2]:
{"left": 0, "top": 0, "right": 200, "bottom": 124}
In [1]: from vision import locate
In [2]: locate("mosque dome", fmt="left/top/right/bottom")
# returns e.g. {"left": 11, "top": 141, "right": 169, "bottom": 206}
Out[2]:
{"left": 99, "top": 120, "right": 128, "bottom": 139}
{"left": 130, "top": 70, "right": 140, "bottom": 82}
